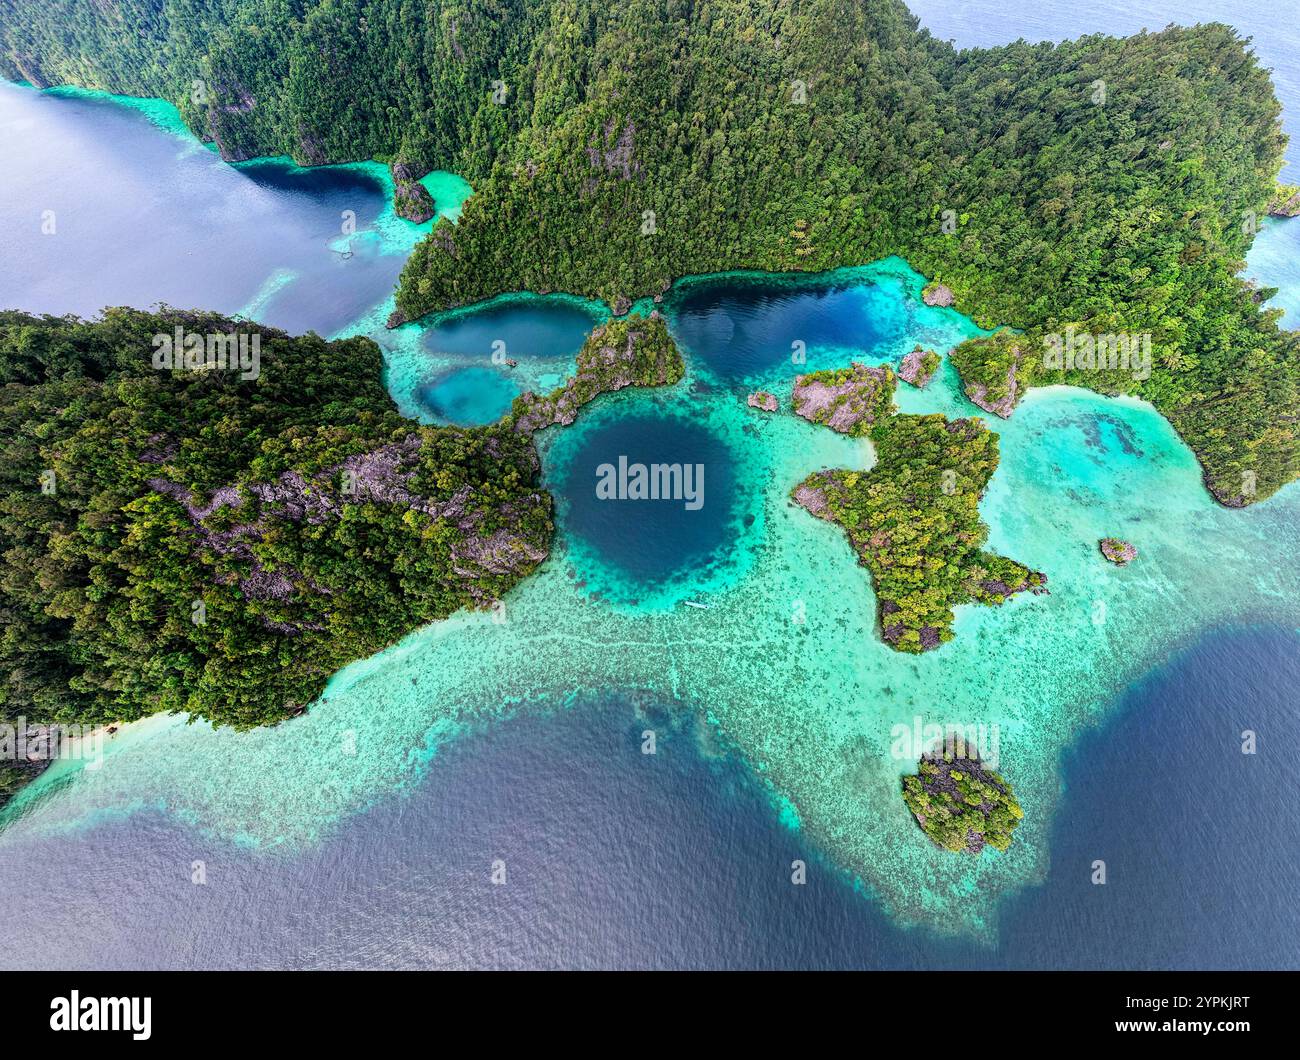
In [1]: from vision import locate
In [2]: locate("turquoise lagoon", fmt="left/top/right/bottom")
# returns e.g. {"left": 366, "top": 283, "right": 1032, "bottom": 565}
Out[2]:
{"left": 385, "top": 292, "right": 605, "bottom": 425}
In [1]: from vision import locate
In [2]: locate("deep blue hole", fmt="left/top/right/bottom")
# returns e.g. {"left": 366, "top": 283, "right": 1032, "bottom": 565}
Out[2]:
{"left": 556, "top": 411, "right": 741, "bottom": 589}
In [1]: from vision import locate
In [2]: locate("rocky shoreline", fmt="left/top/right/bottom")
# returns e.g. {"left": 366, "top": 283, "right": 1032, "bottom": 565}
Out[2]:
{"left": 898, "top": 345, "right": 939, "bottom": 388}
{"left": 0, "top": 721, "right": 121, "bottom": 811}
{"left": 509, "top": 312, "right": 684, "bottom": 434}
{"left": 791, "top": 414, "right": 1047, "bottom": 653}
{"left": 1269, "top": 183, "right": 1300, "bottom": 218}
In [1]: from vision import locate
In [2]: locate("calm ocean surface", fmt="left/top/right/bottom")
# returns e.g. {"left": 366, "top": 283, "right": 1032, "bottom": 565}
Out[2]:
{"left": 0, "top": 1, "right": 1297, "bottom": 969}
{"left": 1, "top": 627, "right": 1295, "bottom": 969}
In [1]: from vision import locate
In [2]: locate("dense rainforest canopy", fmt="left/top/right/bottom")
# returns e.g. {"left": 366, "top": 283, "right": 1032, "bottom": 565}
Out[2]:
{"left": 0, "top": 308, "right": 553, "bottom": 736}
{"left": 1, "top": 0, "right": 1299, "bottom": 801}
{"left": 902, "top": 744, "right": 1025, "bottom": 854}
{"left": 4, "top": 0, "right": 1295, "bottom": 502}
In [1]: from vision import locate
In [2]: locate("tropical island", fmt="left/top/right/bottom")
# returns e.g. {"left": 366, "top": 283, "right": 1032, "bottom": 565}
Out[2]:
{"left": 898, "top": 346, "right": 941, "bottom": 389}
{"left": 792, "top": 364, "right": 896, "bottom": 437}
{"left": 1100, "top": 537, "right": 1140, "bottom": 565}
{"left": 902, "top": 742, "right": 1025, "bottom": 854}
{"left": 794, "top": 411, "right": 1048, "bottom": 653}
{"left": 509, "top": 314, "right": 683, "bottom": 434}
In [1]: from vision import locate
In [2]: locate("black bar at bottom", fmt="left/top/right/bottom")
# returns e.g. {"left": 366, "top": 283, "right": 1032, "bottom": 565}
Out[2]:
{"left": 1, "top": 969, "right": 1292, "bottom": 1046}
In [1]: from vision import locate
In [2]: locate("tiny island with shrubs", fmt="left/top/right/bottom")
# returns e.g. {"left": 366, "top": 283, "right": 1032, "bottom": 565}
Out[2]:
{"left": 1100, "top": 537, "right": 1139, "bottom": 565}
{"left": 902, "top": 742, "right": 1025, "bottom": 854}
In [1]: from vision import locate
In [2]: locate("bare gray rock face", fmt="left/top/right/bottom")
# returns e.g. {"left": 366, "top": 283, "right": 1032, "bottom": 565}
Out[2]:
{"left": 898, "top": 346, "right": 937, "bottom": 388}
{"left": 146, "top": 431, "right": 549, "bottom": 627}
{"left": 965, "top": 350, "right": 1022, "bottom": 419}
{"left": 921, "top": 283, "right": 955, "bottom": 307}
{"left": 792, "top": 363, "right": 893, "bottom": 434}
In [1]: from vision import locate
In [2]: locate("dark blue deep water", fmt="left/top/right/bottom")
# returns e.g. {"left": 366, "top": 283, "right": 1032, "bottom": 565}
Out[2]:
{"left": 667, "top": 275, "right": 906, "bottom": 383}
{"left": 2, "top": 0, "right": 1299, "bottom": 970}
{"left": 552, "top": 410, "right": 744, "bottom": 592}
{"left": 1, "top": 626, "right": 1296, "bottom": 969}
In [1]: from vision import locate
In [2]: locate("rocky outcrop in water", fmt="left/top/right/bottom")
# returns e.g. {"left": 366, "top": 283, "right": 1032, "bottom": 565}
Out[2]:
{"left": 901, "top": 739, "right": 1024, "bottom": 854}
{"left": 791, "top": 480, "right": 830, "bottom": 518}
{"left": 792, "top": 363, "right": 896, "bottom": 436}
{"left": 511, "top": 313, "right": 684, "bottom": 434}
{"left": 747, "top": 390, "right": 778, "bottom": 412}
{"left": 791, "top": 414, "right": 1047, "bottom": 653}
{"left": 1099, "top": 537, "right": 1138, "bottom": 565}
{"left": 966, "top": 351, "right": 1022, "bottom": 418}
{"left": 0, "top": 721, "right": 57, "bottom": 804}
{"left": 948, "top": 329, "right": 1032, "bottom": 421}
{"left": 393, "top": 172, "right": 436, "bottom": 223}
{"left": 391, "top": 159, "right": 426, "bottom": 184}
{"left": 898, "top": 346, "right": 939, "bottom": 388}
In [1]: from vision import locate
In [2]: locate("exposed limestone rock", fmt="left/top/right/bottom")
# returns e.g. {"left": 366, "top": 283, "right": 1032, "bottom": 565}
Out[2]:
{"left": 791, "top": 481, "right": 830, "bottom": 519}
{"left": 1268, "top": 184, "right": 1300, "bottom": 217}
{"left": 1099, "top": 537, "right": 1139, "bottom": 565}
{"left": 902, "top": 740, "right": 1024, "bottom": 854}
{"left": 511, "top": 314, "right": 684, "bottom": 435}
{"left": 921, "top": 282, "right": 954, "bottom": 307}
{"left": 899, "top": 346, "right": 939, "bottom": 388}
{"left": 391, "top": 159, "right": 427, "bottom": 184}
{"left": 966, "top": 349, "right": 1022, "bottom": 418}
{"left": 12, "top": 54, "right": 50, "bottom": 89}
{"left": 146, "top": 431, "right": 548, "bottom": 624}
{"left": 586, "top": 117, "right": 641, "bottom": 180}
{"left": 792, "top": 362, "right": 895, "bottom": 436}
{"left": 295, "top": 125, "right": 329, "bottom": 166}
{"left": 394, "top": 179, "right": 435, "bottom": 223}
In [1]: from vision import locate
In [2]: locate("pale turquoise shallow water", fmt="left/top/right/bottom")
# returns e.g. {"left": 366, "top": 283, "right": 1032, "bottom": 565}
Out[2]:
{"left": 1, "top": 35, "right": 1299, "bottom": 957}
{"left": 383, "top": 292, "right": 606, "bottom": 425}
